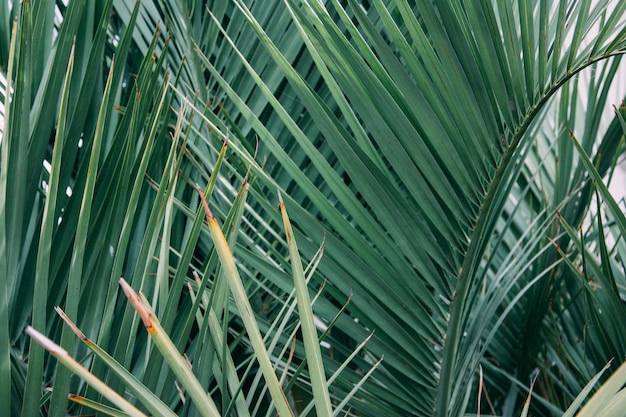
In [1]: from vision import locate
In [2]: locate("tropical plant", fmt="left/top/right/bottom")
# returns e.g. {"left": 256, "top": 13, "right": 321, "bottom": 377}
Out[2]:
{"left": 1, "top": 1, "right": 370, "bottom": 416}
{"left": 2, "top": 1, "right": 626, "bottom": 417}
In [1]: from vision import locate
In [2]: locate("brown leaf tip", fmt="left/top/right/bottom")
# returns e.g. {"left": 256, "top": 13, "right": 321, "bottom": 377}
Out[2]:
{"left": 195, "top": 185, "right": 215, "bottom": 219}
{"left": 55, "top": 307, "right": 87, "bottom": 341}
{"left": 119, "top": 278, "right": 153, "bottom": 329}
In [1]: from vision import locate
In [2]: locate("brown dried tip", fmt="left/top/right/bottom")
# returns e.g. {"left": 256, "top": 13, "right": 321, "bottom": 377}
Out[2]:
{"left": 119, "top": 278, "right": 152, "bottom": 329}
{"left": 55, "top": 307, "right": 87, "bottom": 341}
{"left": 196, "top": 185, "right": 214, "bottom": 219}
{"left": 68, "top": 394, "right": 88, "bottom": 404}
{"left": 555, "top": 208, "right": 562, "bottom": 220}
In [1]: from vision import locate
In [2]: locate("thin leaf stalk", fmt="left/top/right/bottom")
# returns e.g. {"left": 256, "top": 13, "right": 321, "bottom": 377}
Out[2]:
{"left": 50, "top": 56, "right": 117, "bottom": 417}
{"left": 22, "top": 41, "right": 75, "bottom": 417}
{"left": 196, "top": 187, "right": 295, "bottom": 417}
{"left": 187, "top": 278, "right": 252, "bottom": 417}
{"left": 0, "top": 18, "right": 19, "bottom": 417}
{"left": 96, "top": 71, "right": 171, "bottom": 350}
{"left": 278, "top": 191, "right": 334, "bottom": 417}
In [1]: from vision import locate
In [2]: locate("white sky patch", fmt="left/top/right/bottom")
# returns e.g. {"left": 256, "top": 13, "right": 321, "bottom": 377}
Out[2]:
{"left": 0, "top": 71, "right": 6, "bottom": 141}
{"left": 41, "top": 160, "right": 52, "bottom": 194}
{"left": 43, "top": 159, "right": 52, "bottom": 173}
{"left": 608, "top": 68, "right": 626, "bottom": 203}
{"left": 609, "top": 161, "right": 626, "bottom": 204}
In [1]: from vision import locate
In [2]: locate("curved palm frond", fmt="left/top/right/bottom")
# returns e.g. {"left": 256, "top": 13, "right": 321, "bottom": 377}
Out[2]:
{"left": 3, "top": 1, "right": 626, "bottom": 416}
{"left": 162, "top": 1, "right": 626, "bottom": 415}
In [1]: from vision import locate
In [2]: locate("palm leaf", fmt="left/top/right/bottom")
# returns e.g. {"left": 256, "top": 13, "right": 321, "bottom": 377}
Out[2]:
{"left": 3, "top": 1, "right": 626, "bottom": 416}
{"left": 165, "top": 1, "right": 626, "bottom": 415}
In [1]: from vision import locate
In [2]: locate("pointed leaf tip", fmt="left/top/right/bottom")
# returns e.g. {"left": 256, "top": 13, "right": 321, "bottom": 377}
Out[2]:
{"left": 277, "top": 190, "right": 284, "bottom": 206}
{"left": 25, "top": 327, "right": 68, "bottom": 356}
{"left": 195, "top": 185, "right": 214, "bottom": 219}
{"left": 55, "top": 307, "right": 87, "bottom": 341}
{"left": 119, "top": 279, "right": 152, "bottom": 328}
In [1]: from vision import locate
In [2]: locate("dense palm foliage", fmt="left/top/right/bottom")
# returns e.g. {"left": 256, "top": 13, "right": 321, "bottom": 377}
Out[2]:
{"left": 2, "top": 1, "right": 626, "bottom": 416}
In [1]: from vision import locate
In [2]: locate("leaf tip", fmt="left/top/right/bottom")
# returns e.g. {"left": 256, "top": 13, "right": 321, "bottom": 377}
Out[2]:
{"left": 119, "top": 278, "right": 152, "bottom": 329}
{"left": 55, "top": 307, "right": 87, "bottom": 341}
{"left": 26, "top": 326, "right": 67, "bottom": 356}
{"left": 195, "top": 184, "right": 215, "bottom": 220}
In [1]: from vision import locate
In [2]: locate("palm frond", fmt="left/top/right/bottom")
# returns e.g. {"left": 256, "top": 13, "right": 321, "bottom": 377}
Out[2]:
{"left": 3, "top": 1, "right": 626, "bottom": 416}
